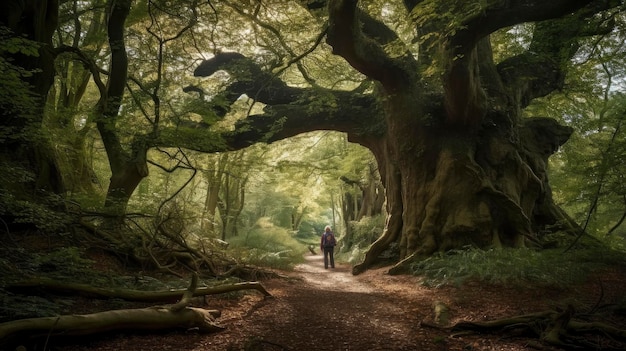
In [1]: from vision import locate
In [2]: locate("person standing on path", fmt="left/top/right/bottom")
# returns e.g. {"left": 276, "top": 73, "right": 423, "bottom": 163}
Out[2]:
{"left": 320, "top": 225, "right": 336, "bottom": 269}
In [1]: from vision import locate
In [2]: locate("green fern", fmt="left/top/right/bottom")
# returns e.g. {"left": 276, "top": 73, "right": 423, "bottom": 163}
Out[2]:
{"left": 411, "top": 246, "right": 626, "bottom": 287}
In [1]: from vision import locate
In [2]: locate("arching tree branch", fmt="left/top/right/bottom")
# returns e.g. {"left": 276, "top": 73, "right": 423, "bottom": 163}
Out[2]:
{"left": 326, "top": 0, "right": 416, "bottom": 92}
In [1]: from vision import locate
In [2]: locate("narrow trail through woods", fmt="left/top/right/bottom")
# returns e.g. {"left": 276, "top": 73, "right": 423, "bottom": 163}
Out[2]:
{"left": 207, "top": 253, "right": 433, "bottom": 351}
{"left": 294, "top": 254, "right": 374, "bottom": 293}
{"left": 198, "top": 253, "right": 529, "bottom": 351}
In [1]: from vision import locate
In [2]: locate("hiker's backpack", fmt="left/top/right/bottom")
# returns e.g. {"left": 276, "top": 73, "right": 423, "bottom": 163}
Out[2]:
{"left": 323, "top": 233, "right": 336, "bottom": 247}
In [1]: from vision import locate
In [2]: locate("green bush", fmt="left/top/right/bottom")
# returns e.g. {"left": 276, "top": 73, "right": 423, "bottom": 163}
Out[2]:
{"left": 229, "top": 218, "right": 307, "bottom": 270}
{"left": 335, "top": 215, "right": 385, "bottom": 264}
{"left": 32, "top": 247, "right": 95, "bottom": 278}
{"left": 350, "top": 214, "right": 385, "bottom": 248}
{"left": 411, "top": 246, "right": 626, "bottom": 288}
{"left": 0, "top": 180, "right": 73, "bottom": 235}
{"left": 343, "top": 245, "right": 367, "bottom": 264}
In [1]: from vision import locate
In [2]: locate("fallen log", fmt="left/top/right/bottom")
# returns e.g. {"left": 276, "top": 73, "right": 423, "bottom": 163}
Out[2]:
{"left": 5, "top": 278, "right": 272, "bottom": 302}
{"left": 0, "top": 305, "right": 223, "bottom": 342}
{"left": 0, "top": 274, "right": 270, "bottom": 347}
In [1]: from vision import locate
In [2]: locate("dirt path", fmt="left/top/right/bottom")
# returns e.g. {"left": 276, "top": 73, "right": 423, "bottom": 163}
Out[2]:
{"left": 60, "top": 253, "right": 626, "bottom": 351}
{"left": 206, "top": 253, "right": 437, "bottom": 351}
{"left": 293, "top": 254, "right": 375, "bottom": 293}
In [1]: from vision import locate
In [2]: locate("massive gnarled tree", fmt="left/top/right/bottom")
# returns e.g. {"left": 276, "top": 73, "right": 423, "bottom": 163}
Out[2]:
{"left": 190, "top": 0, "right": 623, "bottom": 274}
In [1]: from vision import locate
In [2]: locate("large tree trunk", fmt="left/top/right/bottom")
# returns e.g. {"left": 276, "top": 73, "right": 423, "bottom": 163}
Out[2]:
{"left": 0, "top": 0, "right": 63, "bottom": 194}
{"left": 357, "top": 127, "right": 568, "bottom": 274}
{"left": 323, "top": 0, "right": 600, "bottom": 275}
{"left": 352, "top": 74, "right": 576, "bottom": 275}
{"left": 103, "top": 155, "right": 149, "bottom": 217}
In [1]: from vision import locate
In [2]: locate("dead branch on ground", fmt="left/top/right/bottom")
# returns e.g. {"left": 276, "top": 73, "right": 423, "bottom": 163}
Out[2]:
{"left": 5, "top": 278, "right": 272, "bottom": 302}
{"left": 0, "top": 274, "right": 230, "bottom": 347}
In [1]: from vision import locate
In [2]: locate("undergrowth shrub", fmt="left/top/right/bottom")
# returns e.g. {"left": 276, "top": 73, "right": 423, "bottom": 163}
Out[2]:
{"left": 411, "top": 246, "right": 626, "bottom": 288}
{"left": 0, "top": 247, "right": 97, "bottom": 321}
{"left": 344, "top": 245, "right": 366, "bottom": 265}
{"left": 229, "top": 218, "right": 307, "bottom": 270}
{"left": 350, "top": 215, "right": 385, "bottom": 247}
{"left": 337, "top": 215, "right": 385, "bottom": 264}
{"left": 32, "top": 247, "right": 95, "bottom": 279}
{"left": 0, "top": 183, "right": 73, "bottom": 235}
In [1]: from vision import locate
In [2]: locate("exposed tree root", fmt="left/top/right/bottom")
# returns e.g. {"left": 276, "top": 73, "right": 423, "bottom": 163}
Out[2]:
{"left": 387, "top": 253, "right": 418, "bottom": 275}
{"left": 423, "top": 305, "right": 626, "bottom": 350}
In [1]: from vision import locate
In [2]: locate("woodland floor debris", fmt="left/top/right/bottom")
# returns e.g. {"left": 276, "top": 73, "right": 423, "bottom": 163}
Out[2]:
{"left": 18, "top": 254, "right": 626, "bottom": 351}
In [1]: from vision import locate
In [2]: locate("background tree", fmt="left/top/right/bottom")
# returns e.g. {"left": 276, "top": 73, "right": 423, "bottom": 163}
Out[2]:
{"left": 337, "top": 140, "right": 385, "bottom": 250}
{"left": 241, "top": 132, "right": 345, "bottom": 236}
{"left": 48, "top": 0, "right": 108, "bottom": 195}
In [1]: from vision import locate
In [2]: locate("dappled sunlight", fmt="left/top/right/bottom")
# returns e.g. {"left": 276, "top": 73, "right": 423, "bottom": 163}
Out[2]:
{"left": 294, "top": 254, "right": 375, "bottom": 293}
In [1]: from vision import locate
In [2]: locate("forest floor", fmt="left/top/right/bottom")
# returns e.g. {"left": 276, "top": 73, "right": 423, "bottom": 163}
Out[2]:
{"left": 53, "top": 252, "right": 626, "bottom": 351}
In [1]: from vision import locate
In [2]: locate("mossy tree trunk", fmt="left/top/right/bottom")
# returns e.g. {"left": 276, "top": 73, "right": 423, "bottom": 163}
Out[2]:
{"left": 324, "top": 1, "right": 596, "bottom": 274}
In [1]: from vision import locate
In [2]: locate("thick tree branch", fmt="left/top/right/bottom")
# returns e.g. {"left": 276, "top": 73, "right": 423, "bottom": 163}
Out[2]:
{"left": 156, "top": 91, "right": 380, "bottom": 152}
{"left": 195, "top": 52, "right": 303, "bottom": 111}
{"left": 440, "top": 0, "right": 619, "bottom": 124}
{"left": 449, "top": 1, "right": 601, "bottom": 56}
{"left": 498, "top": 3, "right": 618, "bottom": 109}
{"left": 5, "top": 278, "right": 272, "bottom": 302}
{"left": 189, "top": 52, "right": 384, "bottom": 151}
{"left": 326, "top": 0, "right": 415, "bottom": 92}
